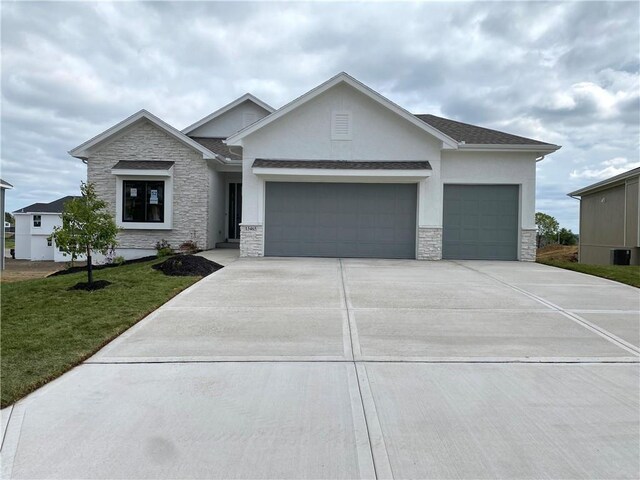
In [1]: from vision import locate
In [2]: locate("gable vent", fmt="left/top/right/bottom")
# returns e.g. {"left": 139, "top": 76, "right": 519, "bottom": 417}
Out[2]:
{"left": 331, "top": 111, "right": 352, "bottom": 140}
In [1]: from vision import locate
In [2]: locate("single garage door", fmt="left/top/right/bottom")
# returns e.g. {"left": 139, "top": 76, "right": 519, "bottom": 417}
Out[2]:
{"left": 265, "top": 182, "right": 417, "bottom": 258}
{"left": 443, "top": 184, "right": 519, "bottom": 260}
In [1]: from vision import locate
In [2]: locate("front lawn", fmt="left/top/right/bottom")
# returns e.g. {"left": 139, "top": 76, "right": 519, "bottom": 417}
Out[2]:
{"left": 1, "top": 259, "right": 201, "bottom": 407}
{"left": 4, "top": 235, "right": 14, "bottom": 249}
{"left": 537, "top": 259, "right": 640, "bottom": 288}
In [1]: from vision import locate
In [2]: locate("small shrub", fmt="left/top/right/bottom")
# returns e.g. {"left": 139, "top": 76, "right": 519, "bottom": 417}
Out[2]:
{"left": 179, "top": 240, "right": 199, "bottom": 254}
{"left": 155, "top": 239, "right": 173, "bottom": 258}
{"left": 114, "top": 255, "right": 126, "bottom": 265}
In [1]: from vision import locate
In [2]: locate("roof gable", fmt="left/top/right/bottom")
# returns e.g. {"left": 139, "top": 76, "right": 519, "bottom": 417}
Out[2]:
{"left": 182, "top": 94, "right": 274, "bottom": 136}
{"left": 69, "top": 110, "right": 218, "bottom": 160}
{"left": 226, "top": 72, "right": 459, "bottom": 148}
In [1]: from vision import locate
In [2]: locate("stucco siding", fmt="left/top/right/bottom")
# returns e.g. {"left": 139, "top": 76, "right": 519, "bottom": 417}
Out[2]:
{"left": 87, "top": 120, "right": 210, "bottom": 252}
{"left": 241, "top": 82, "right": 443, "bottom": 227}
{"left": 440, "top": 151, "right": 538, "bottom": 230}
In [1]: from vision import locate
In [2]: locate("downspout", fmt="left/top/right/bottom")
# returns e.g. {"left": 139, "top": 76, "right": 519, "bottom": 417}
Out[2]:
{"left": 567, "top": 193, "right": 581, "bottom": 262}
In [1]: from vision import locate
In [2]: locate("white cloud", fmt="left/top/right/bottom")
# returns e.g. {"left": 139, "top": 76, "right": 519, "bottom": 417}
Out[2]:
{"left": 570, "top": 157, "right": 640, "bottom": 180}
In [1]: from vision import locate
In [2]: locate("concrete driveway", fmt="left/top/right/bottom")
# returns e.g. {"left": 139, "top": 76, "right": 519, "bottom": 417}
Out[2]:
{"left": 2, "top": 255, "right": 639, "bottom": 479}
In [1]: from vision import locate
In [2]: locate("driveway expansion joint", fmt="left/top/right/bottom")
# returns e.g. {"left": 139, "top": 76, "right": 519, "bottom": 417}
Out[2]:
{"left": 453, "top": 261, "right": 640, "bottom": 357}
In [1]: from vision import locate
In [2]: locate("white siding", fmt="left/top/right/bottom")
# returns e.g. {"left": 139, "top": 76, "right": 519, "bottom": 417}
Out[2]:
{"left": 15, "top": 212, "right": 61, "bottom": 261}
{"left": 14, "top": 214, "right": 31, "bottom": 259}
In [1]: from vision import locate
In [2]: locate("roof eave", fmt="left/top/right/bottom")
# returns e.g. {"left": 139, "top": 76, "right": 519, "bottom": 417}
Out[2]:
{"left": 456, "top": 143, "right": 561, "bottom": 153}
{"left": 568, "top": 167, "right": 640, "bottom": 197}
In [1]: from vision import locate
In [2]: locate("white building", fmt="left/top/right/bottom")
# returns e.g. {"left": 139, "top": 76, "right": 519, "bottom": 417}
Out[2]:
{"left": 14, "top": 196, "right": 79, "bottom": 262}
{"left": 1, "top": 178, "right": 13, "bottom": 269}
{"left": 71, "top": 72, "right": 561, "bottom": 261}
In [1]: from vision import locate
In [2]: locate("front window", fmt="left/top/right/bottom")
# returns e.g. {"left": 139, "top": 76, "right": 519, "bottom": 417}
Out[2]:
{"left": 122, "top": 180, "right": 165, "bottom": 223}
{"left": 33, "top": 215, "right": 41, "bottom": 227}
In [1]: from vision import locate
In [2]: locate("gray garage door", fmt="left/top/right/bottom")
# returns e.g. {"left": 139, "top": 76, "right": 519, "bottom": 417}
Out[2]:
{"left": 443, "top": 184, "right": 519, "bottom": 260}
{"left": 265, "top": 182, "right": 417, "bottom": 258}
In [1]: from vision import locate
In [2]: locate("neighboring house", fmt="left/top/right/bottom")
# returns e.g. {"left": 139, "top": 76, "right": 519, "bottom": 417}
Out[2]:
{"left": 568, "top": 167, "right": 639, "bottom": 265}
{"left": 1, "top": 178, "right": 13, "bottom": 270}
{"left": 14, "top": 196, "right": 79, "bottom": 262}
{"left": 70, "top": 72, "right": 560, "bottom": 261}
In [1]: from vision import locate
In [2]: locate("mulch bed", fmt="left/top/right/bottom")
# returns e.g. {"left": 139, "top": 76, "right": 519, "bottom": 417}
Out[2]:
{"left": 49, "top": 255, "right": 158, "bottom": 277}
{"left": 152, "top": 255, "right": 223, "bottom": 277}
{"left": 68, "top": 280, "right": 112, "bottom": 291}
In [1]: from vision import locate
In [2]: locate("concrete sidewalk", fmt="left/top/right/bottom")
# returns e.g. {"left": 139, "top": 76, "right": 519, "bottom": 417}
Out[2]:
{"left": 1, "top": 258, "right": 638, "bottom": 479}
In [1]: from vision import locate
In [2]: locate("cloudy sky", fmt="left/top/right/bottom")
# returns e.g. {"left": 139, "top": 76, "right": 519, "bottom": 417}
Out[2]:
{"left": 2, "top": 1, "right": 639, "bottom": 230}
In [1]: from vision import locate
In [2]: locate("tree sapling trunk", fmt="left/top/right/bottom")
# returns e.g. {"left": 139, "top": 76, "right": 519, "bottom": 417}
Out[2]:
{"left": 87, "top": 250, "right": 93, "bottom": 286}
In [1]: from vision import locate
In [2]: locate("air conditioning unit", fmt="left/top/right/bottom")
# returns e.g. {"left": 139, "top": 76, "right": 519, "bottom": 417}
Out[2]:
{"left": 610, "top": 249, "right": 631, "bottom": 265}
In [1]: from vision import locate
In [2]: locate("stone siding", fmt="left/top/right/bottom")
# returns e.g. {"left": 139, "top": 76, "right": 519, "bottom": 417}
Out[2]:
{"left": 87, "top": 120, "right": 210, "bottom": 251}
{"left": 240, "top": 224, "right": 263, "bottom": 257}
{"left": 417, "top": 227, "right": 442, "bottom": 260}
{"left": 520, "top": 229, "right": 537, "bottom": 262}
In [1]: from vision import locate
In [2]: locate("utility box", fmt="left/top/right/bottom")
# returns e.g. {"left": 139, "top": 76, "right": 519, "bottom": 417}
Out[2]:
{"left": 610, "top": 249, "right": 631, "bottom": 265}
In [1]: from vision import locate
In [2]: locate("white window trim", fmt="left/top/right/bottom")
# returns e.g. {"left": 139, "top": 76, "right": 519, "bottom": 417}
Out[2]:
{"left": 114, "top": 173, "right": 174, "bottom": 230}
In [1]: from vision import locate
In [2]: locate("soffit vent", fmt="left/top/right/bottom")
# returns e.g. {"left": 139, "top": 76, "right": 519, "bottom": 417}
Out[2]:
{"left": 331, "top": 111, "right": 352, "bottom": 140}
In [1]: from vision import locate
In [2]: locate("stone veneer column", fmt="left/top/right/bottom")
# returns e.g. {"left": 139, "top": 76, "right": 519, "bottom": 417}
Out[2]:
{"left": 417, "top": 227, "right": 443, "bottom": 260}
{"left": 240, "top": 224, "right": 264, "bottom": 257}
{"left": 520, "top": 229, "right": 537, "bottom": 262}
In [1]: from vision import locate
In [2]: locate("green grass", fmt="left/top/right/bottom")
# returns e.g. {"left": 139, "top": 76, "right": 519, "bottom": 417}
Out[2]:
{"left": 4, "top": 236, "right": 14, "bottom": 249}
{"left": 1, "top": 259, "right": 200, "bottom": 407}
{"left": 537, "top": 259, "right": 640, "bottom": 288}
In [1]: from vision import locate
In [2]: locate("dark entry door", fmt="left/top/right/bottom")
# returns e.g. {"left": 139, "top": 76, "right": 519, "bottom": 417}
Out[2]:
{"left": 228, "top": 183, "right": 242, "bottom": 240}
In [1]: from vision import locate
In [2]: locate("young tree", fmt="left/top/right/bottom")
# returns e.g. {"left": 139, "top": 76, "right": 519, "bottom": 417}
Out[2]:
{"left": 50, "top": 182, "right": 118, "bottom": 286}
{"left": 558, "top": 227, "right": 578, "bottom": 245}
{"left": 4, "top": 212, "right": 14, "bottom": 224}
{"left": 535, "top": 212, "right": 560, "bottom": 247}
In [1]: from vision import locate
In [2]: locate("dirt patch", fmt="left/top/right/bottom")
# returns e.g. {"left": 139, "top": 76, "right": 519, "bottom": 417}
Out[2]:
{"left": 152, "top": 254, "right": 223, "bottom": 277}
{"left": 537, "top": 245, "right": 579, "bottom": 262}
{"left": 68, "top": 280, "right": 112, "bottom": 291}
{"left": 1, "top": 258, "right": 67, "bottom": 282}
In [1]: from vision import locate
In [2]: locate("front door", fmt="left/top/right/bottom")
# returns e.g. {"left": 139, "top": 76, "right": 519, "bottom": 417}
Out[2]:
{"left": 228, "top": 183, "right": 242, "bottom": 241}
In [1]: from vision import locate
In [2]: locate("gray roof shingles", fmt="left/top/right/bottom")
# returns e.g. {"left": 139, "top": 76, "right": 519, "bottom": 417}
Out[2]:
{"left": 190, "top": 137, "right": 242, "bottom": 159}
{"left": 112, "top": 160, "right": 174, "bottom": 170}
{"left": 415, "top": 114, "right": 552, "bottom": 146}
{"left": 15, "top": 195, "right": 79, "bottom": 214}
{"left": 253, "top": 159, "right": 431, "bottom": 170}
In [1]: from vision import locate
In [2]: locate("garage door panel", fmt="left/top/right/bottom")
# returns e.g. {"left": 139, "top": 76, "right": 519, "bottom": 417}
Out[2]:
{"left": 265, "top": 182, "right": 416, "bottom": 259}
{"left": 443, "top": 185, "right": 518, "bottom": 260}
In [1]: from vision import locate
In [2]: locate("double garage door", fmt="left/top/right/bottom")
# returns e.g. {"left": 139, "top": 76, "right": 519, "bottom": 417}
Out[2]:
{"left": 263, "top": 182, "right": 519, "bottom": 260}
{"left": 265, "top": 182, "right": 416, "bottom": 258}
